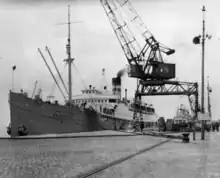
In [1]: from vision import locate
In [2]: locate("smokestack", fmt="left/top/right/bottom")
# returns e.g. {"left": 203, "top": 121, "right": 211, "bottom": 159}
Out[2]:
{"left": 125, "top": 89, "right": 127, "bottom": 101}
{"left": 112, "top": 77, "right": 121, "bottom": 99}
{"left": 117, "top": 67, "right": 128, "bottom": 78}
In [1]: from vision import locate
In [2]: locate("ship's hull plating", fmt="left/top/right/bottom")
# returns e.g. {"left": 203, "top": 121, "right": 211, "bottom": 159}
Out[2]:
{"left": 9, "top": 91, "right": 133, "bottom": 137}
{"left": 9, "top": 92, "right": 107, "bottom": 137}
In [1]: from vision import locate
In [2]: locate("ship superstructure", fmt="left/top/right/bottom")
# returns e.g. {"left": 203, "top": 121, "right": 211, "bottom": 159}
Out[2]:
{"left": 173, "top": 104, "right": 192, "bottom": 124}
{"left": 71, "top": 74, "right": 157, "bottom": 123}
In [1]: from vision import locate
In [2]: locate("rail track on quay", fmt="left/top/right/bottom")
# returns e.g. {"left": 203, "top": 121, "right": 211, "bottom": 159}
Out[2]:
{"left": 75, "top": 139, "right": 171, "bottom": 178}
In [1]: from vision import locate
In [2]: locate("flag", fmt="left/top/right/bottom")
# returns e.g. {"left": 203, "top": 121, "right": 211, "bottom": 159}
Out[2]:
{"left": 12, "top": 65, "right": 16, "bottom": 71}
{"left": 193, "top": 35, "right": 201, "bottom": 44}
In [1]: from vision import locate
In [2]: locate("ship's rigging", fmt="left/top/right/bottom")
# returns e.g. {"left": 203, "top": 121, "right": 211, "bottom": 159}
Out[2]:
{"left": 38, "top": 48, "right": 67, "bottom": 101}
{"left": 64, "top": 5, "right": 74, "bottom": 102}
{"left": 49, "top": 63, "right": 68, "bottom": 100}
{"left": 37, "top": 5, "right": 87, "bottom": 103}
{"left": 45, "top": 46, "right": 69, "bottom": 95}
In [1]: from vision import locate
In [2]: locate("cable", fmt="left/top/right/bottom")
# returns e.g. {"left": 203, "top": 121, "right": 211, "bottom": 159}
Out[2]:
{"left": 49, "top": 63, "right": 68, "bottom": 97}
{"left": 45, "top": 46, "right": 69, "bottom": 95}
{"left": 72, "top": 63, "right": 87, "bottom": 89}
{"left": 38, "top": 48, "right": 67, "bottom": 101}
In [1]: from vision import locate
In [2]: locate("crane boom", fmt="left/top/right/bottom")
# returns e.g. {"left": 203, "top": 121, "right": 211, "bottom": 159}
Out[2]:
{"left": 100, "top": 0, "right": 175, "bottom": 80}
{"left": 38, "top": 48, "right": 67, "bottom": 101}
{"left": 31, "top": 80, "right": 38, "bottom": 98}
{"left": 101, "top": 0, "right": 141, "bottom": 64}
{"left": 45, "top": 46, "right": 69, "bottom": 95}
{"left": 116, "top": 0, "right": 154, "bottom": 43}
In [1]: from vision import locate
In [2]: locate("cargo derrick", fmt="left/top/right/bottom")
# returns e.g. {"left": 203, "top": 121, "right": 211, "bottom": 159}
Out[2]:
{"left": 100, "top": 0, "right": 199, "bottom": 127}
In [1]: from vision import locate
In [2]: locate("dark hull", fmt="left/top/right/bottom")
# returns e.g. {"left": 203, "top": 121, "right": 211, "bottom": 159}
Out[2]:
{"left": 9, "top": 91, "right": 117, "bottom": 137}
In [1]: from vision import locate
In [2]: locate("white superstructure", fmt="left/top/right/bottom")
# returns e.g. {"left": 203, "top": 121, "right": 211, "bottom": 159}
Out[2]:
{"left": 71, "top": 85, "right": 157, "bottom": 123}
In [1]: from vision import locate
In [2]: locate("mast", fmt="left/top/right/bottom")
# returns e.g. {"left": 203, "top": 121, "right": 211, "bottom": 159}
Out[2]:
{"left": 64, "top": 5, "right": 74, "bottom": 102}
{"left": 201, "top": 5, "right": 205, "bottom": 114}
{"left": 200, "top": 5, "right": 206, "bottom": 140}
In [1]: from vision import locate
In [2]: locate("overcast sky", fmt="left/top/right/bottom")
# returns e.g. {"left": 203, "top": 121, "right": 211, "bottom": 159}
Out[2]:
{"left": 0, "top": 0, "right": 219, "bottom": 136}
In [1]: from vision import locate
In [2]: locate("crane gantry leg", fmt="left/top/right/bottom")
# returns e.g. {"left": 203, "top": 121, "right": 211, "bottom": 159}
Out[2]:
{"left": 132, "top": 80, "right": 199, "bottom": 140}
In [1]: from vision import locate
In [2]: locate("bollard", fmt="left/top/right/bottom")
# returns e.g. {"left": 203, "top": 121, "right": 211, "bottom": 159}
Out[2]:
{"left": 182, "top": 132, "right": 190, "bottom": 143}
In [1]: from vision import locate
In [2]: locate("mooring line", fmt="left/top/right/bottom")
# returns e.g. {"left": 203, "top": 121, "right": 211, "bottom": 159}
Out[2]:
{"left": 75, "top": 139, "right": 171, "bottom": 178}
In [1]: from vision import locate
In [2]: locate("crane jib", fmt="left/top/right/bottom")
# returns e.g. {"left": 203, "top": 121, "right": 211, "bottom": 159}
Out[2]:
{"left": 100, "top": 0, "right": 176, "bottom": 80}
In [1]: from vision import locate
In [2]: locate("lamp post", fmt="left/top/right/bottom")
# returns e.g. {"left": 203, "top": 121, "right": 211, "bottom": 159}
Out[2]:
{"left": 192, "top": 5, "right": 211, "bottom": 140}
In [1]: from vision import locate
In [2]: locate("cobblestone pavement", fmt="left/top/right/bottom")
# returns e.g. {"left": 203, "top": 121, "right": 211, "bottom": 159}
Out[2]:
{"left": 0, "top": 135, "right": 167, "bottom": 178}
{"left": 92, "top": 132, "right": 220, "bottom": 178}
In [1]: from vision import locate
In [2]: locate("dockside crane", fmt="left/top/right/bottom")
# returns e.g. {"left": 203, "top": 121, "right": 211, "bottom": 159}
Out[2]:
{"left": 101, "top": 0, "right": 175, "bottom": 80}
{"left": 100, "top": 0, "right": 199, "bottom": 132}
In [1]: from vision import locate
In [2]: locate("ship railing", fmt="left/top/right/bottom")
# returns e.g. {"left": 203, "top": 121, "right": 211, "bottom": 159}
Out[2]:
{"left": 128, "top": 107, "right": 155, "bottom": 115}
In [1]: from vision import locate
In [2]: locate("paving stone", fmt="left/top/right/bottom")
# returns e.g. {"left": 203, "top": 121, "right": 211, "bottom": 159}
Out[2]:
{"left": 92, "top": 132, "right": 220, "bottom": 178}
{"left": 0, "top": 135, "right": 167, "bottom": 178}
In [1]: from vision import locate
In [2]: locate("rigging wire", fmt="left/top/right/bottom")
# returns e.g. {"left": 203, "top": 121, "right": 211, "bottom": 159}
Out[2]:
{"left": 49, "top": 63, "right": 68, "bottom": 97}
{"left": 45, "top": 46, "right": 69, "bottom": 95}
{"left": 72, "top": 63, "right": 87, "bottom": 90}
{"left": 38, "top": 48, "right": 67, "bottom": 101}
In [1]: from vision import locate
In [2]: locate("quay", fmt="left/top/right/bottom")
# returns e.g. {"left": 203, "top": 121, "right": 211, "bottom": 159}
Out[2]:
{"left": 0, "top": 130, "right": 219, "bottom": 178}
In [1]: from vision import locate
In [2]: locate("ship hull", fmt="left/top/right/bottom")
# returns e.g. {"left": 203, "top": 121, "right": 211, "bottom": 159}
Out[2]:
{"left": 9, "top": 91, "right": 110, "bottom": 137}
{"left": 8, "top": 91, "right": 155, "bottom": 137}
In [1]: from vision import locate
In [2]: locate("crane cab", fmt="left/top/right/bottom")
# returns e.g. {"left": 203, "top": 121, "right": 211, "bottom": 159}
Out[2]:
{"left": 128, "top": 63, "right": 175, "bottom": 80}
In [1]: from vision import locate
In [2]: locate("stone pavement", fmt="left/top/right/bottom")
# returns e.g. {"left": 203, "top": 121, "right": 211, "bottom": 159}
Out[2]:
{"left": 92, "top": 132, "right": 220, "bottom": 178}
{"left": 0, "top": 135, "right": 167, "bottom": 178}
{"left": 0, "top": 132, "right": 219, "bottom": 178}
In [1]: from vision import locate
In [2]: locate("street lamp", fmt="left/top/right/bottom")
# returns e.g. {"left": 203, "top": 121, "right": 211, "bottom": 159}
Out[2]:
{"left": 192, "top": 5, "right": 211, "bottom": 140}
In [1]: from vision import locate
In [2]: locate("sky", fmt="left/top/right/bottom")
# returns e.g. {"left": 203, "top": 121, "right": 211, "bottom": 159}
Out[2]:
{"left": 0, "top": 0, "right": 219, "bottom": 136}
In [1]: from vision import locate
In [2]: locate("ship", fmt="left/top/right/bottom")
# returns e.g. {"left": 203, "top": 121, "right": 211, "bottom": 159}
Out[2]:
{"left": 173, "top": 104, "right": 192, "bottom": 124}
{"left": 166, "top": 104, "right": 193, "bottom": 132}
{"left": 7, "top": 6, "right": 158, "bottom": 137}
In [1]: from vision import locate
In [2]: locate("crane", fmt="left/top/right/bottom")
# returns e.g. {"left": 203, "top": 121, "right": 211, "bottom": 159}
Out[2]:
{"left": 101, "top": 0, "right": 176, "bottom": 119}
{"left": 101, "top": 0, "right": 199, "bottom": 134}
{"left": 31, "top": 80, "right": 38, "bottom": 98}
{"left": 100, "top": 0, "right": 175, "bottom": 81}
